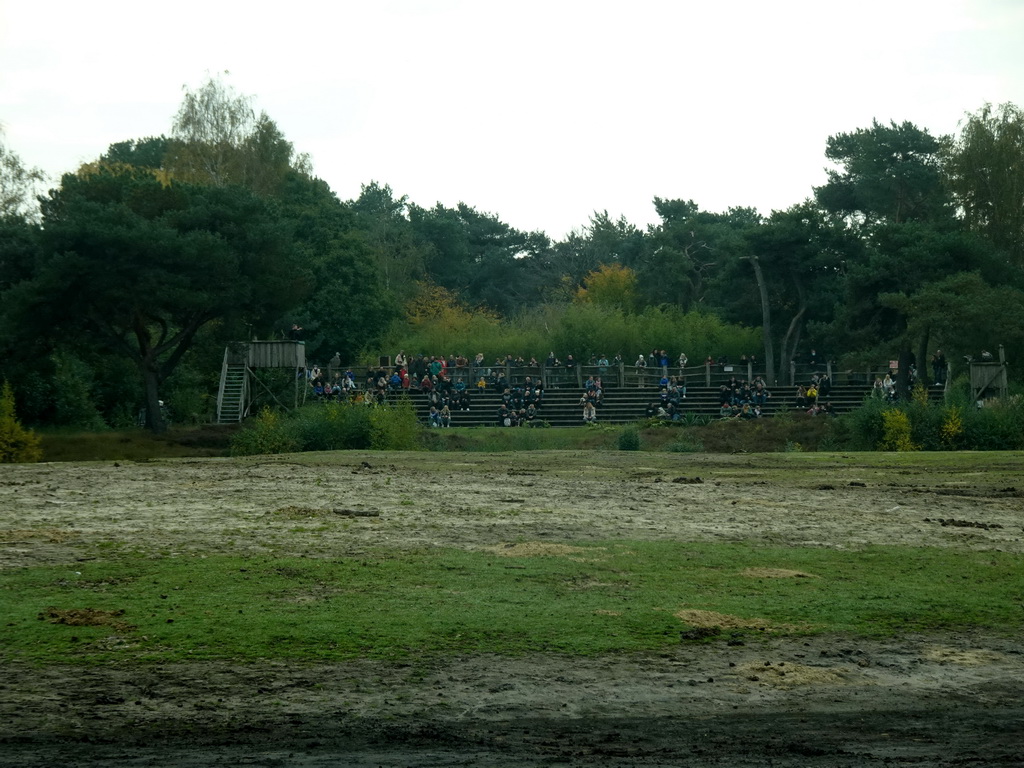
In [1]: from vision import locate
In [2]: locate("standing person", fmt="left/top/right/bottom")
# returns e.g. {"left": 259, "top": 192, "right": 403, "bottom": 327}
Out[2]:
{"left": 931, "top": 349, "right": 947, "bottom": 386}
{"left": 635, "top": 353, "right": 648, "bottom": 388}
{"left": 677, "top": 352, "right": 688, "bottom": 372}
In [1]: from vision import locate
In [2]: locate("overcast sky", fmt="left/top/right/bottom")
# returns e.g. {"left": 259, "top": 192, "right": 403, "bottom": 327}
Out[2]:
{"left": 2, "top": 0, "right": 1023, "bottom": 239}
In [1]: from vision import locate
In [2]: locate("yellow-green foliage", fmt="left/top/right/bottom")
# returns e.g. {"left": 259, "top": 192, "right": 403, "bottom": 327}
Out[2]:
{"left": 0, "top": 381, "right": 43, "bottom": 463}
{"left": 911, "top": 383, "right": 931, "bottom": 407}
{"left": 879, "top": 409, "right": 920, "bottom": 452}
{"left": 940, "top": 406, "right": 965, "bottom": 448}
{"left": 229, "top": 407, "right": 299, "bottom": 456}
{"left": 574, "top": 263, "right": 639, "bottom": 311}
{"left": 369, "top": 397, "right": 421, "bottom": 450}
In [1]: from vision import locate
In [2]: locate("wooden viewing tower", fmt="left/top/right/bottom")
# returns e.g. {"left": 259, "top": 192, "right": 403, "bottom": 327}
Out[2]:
{"left": 216, "top": 340, "right": 306, "bottom": 423}
{"left": 970, "top": 345, "right": 1008, "bottom": 405}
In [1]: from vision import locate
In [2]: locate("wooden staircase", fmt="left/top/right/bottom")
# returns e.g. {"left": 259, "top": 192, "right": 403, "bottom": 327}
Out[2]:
{"left": 216, "top": 360, "right": 248, "bottom": 424}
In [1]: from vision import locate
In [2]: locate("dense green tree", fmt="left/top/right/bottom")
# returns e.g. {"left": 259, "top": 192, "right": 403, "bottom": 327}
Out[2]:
{"left": 827, "top": 221, "right": 1003, "bottom": 383}
{"left": 638, "top": 200, "right": 757, "bottom": 313}
{"left": 166, "top": 75, "right": 310, "bottom": 195}
{"left": 0, "top": 137, "right": 46, "bottom": 222}
{"left": 3, "top": 166, "right": 309, "bottom": 432}
{"left": 814, "top": 120, "right": 966, "bottom": 393}
{"left": 552, "top": 211, "right": 647, "bottom": 291}
{"left": 735, "top": 204, "right": 848, "bottom": 382}
{"left": 944, "top": 102, "right": 1024, "bottom": 270}
{"left": 278, "top": 174, "right": 396, "bottom": 362}
{"left": 880, "top": 271, "right": 1024, "bottom": 369}
{"left": 349, "top": 181, "right": 426, "bottom": 300}
{"left": 101, "top": 137, "right": 172, "bottom": 170}
{"left": 408, "top": 201, "right": 552, "bottom": 315}
{"left": 816, "top": 120, "right": 949, "bottom": 226}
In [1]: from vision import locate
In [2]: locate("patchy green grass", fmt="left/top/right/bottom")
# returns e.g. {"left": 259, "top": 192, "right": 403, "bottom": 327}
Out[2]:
{"left": 3, "top": 542, "right": 1020, "bottom": 664}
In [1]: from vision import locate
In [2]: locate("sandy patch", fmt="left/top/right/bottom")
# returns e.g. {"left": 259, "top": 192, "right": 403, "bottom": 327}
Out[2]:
{"left": 734, "top": 660, "right": 850, "bottom": 688}
{"left": 486, "top": 542, "right": 599, "bottom": 557}
{"left": 674, "top": 609, "right": 777, "bottom": 630}
{"left": 740, "top": 567, "right": 820, "bottom": 578}
{"left": 923, "top": 646, "right": 1006, "bottom": 665}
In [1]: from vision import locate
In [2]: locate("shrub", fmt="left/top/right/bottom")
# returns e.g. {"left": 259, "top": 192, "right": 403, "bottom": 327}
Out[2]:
{"left": 667, "top": 434, "right": 704, "bottom": 453}
{"left": 229, "top": 408, "right": 299, "bottom": 456}
{"left": 838, "top": 396, "right": 888, "bottom": 450}
{"left": 879, "top": 409, "right": 919, "bottom": 452}
{"left": 940, "top": 406, "right": 965, "bottom": 449}
{"left": 369, "top": 397, "right": 422, "bottom": 451}
{"left": 289, "top": 401, "right": 372, "bottom": 451}
{"left": 0, "top": 381, "right": 43, "bottom": 463}
{"left": 51, "top": 351, "right": 106, "bottom": 430}
{"left": 617, "top": 427, "right": 641, "bottom": 451}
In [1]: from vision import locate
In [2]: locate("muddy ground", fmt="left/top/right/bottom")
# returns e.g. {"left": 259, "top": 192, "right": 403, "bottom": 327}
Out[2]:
{"left": 1, "top": 451, "right": 1023, "bottom": 766}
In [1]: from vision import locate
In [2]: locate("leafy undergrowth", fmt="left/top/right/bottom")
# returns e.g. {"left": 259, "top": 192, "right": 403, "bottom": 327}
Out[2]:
{"left": 39, "top": 425, "right": 239, "bottom": 462}
{"left": 3, "top": 542, "right": 1020, "bottom": 664}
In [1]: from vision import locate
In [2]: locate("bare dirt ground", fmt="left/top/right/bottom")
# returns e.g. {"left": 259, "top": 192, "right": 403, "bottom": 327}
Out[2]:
{"left": 2, "top": 450, "right": 1023, "bottom": 766}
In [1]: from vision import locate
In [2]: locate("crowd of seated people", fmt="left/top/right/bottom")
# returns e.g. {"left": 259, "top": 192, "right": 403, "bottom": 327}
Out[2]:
{"left": 794, "top": 372, "right": 833, "bottom": 414}
{"left": 715, "top": 375, "right": 772, "bottom": 414}
{"left": 306, "top": 347, "right": 862, "bottom": 424}
{"left": 495, "top": 382, "right": 546, "bottom": 426}
{"left": 644, "top": 377, "right": 688, "bottom": 421}
{"left": 308, "top": 366, "right": 359, "bottom": 401}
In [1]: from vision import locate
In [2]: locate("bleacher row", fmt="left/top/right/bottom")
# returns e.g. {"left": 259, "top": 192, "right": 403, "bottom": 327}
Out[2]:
{"left": 392, "top": 383, "right": 937, "bottom": 427}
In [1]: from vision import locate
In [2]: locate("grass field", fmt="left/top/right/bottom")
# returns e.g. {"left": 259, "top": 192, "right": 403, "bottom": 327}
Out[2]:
{"left": 2, "top": 449, "right": 1023, "bottom": 765}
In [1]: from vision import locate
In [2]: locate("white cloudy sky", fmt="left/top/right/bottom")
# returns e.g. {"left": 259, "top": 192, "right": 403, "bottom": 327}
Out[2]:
{"left": 2, "top": 0, "right": 1022, "bottom": 239}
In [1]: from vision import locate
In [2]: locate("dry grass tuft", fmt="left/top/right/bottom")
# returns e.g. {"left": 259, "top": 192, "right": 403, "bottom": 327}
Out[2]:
{"left": 734, "top": 661, "right": 849, "bottom": 688}
{"left": 740, "top": 567, "right": 820, "bottom": 579}
{"left": 38, "top": 607, "right": 135, "bottom": 632}
{"left": 923, "top": 646, "right": 1005, "bottom": 666}
{"left": 487, "top": 542, "right": 600, "bottom": 558}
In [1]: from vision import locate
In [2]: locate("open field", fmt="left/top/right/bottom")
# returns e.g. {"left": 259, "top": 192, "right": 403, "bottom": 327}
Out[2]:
{"left": 1, "top": 450, "right": 1023, "bottom": 766}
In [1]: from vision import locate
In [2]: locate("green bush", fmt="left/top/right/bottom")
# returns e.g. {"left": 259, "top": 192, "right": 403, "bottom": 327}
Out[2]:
{"left": 229, "top": 408, "right": 299, "bottom": 456}
{"left": 617, "top": 427, "right": 641, "bottom": 451}
{"left": 667, "top": 434, "right": 704, "bottom": 453}
{"left": 51, "top": 351, "right": 106, "bottom": 430}
{"left": 838, "top": 396, "right": 888, "bottom": 450}
{"left": 379, "top": 302, "right": 761, "bottom": 369}
{"left": 0, "top": 381, "right": 43, "bottom": 463}
{"left": 289, "top": 401, "right": 372, "bottom": 451}
{"left": 369, "top": 397, "right": 422, "bottom": 450}
{"left": 838, "top": 384, "right": 1024, "bottom": 452}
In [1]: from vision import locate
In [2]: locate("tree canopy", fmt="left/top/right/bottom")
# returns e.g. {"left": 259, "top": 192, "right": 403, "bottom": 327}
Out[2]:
{"left": 3, "top": 92, "right": 1024, "bottom": 432}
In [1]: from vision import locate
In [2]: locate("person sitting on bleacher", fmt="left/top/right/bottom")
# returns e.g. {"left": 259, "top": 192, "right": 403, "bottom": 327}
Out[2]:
{"left": 497, "top": 404, "right": 512, "bottom": 427}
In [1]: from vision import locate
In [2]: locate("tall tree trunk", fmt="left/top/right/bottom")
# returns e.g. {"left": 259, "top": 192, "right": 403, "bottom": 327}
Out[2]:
{"left": 916, "top": 327, "right": 930, "bottom": 387}
{"left": 747, "top": 255, "right": 775, "bottom": 385}
{"left": 141, "top": 364, "right": 166, "bottom": 434}
{"left": 896, "top": 344, "right": 913, "bottom": 401}
{"left": 778, "top": 278, "right": 807, "bottom": 387}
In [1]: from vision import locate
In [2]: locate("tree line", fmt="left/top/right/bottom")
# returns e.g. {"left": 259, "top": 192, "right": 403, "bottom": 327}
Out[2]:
{"left": 1, "top": 77, "right": 1022, "bottom": 432}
